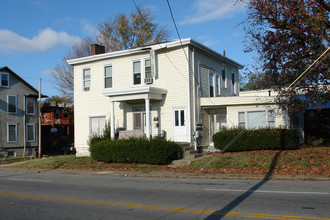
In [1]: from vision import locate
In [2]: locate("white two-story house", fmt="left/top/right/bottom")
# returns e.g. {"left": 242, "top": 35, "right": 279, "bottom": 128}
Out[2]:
{"left": 68, "top": 38, "right": 288, "bottom": 156}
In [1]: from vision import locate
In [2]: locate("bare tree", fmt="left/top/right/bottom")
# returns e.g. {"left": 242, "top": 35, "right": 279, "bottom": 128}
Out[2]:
{"left": 97, "top": 6, "right": 169, "bottom": 52}
{"left": 51, "top": 7, "right": 169, "bottom": 99}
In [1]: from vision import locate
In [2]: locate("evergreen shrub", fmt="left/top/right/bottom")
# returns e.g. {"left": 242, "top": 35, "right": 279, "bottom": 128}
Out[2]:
{"left": 212, "top": 128, "right": 300, "bottom": 152}
{"left": 90, "top": 137, "right": 180, "bottom": 164}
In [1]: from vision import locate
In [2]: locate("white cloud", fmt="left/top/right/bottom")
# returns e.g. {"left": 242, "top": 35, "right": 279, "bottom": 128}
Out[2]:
{"left": 180, "top": 0, "right": 246, "bottom": 25}
{"left": 41, "top": 69, "right": 52, "bottom": 76}
{"left": 0, "top": 28, "right": 81, "bottom": 54}
{"left": 81, "top": 19, "right": 98, "bottom": 36}
{"left": 197, "top": 35, "right": 221, "bottom": 47}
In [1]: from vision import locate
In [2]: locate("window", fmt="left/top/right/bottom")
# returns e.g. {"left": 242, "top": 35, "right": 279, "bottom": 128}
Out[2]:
{"left": 104, "top": 66, "right": 113, "bottom": 88}
{"left": 145, "top": 59, "right": 152, "bottom": 79}
{"left": 90, "top": 116, "right": 106, "bottom": 134}
{"left": 26, "top": 97, "right": 35, "bottom": 115}
{"left": 238, "top": 112, "right": 245, "bottom": 128}
{"left": 216, "top": 75, "right": 220, "bottom": 96}
{"left": 7, "top": 95, "right": 17, "bottom": 114}
{"left": 268, "top": 110, "right": 276, "bottom": 128}
{"left": 132, "top": 59, "right": 153, "bottom": 85}
{"left": 238, "top": 110, "right": 276, "bottom": 129}
{"left": 7, "top": 124, "right": 17, "bottom": 142}
{"left": 1, "top": 72, "right": 9, "bottom": 87}
{"left": 231, "top": 70, "right": 236, "bottom": 94}
{"left": 222, "top": 65, "right": 227, "bottom": 88}
{"left": 209, "top": 73, "right": 214, "bottom": 97}
{"left": 133, "top": 61, "right": 141, "bottom": 85}
{"left": 83, "top": 68, "right": 91, "bottom": 91}
{"left": 174, "top": 110, "right": 185, "bottom": 126}
{"left": 26, "top": 124, "right": 35, "bottom": 142}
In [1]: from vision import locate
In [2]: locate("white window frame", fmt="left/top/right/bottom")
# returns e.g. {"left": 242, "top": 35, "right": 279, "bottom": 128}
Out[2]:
{"left": 231, "top": 69, "right": 236, "bottom": 95}
{"left": 209, "top": 71, "right": 214, "bottom": 97}
{"left": 237, "top": 109, "right": 277, "bottom": 129}
{"left": 144, "top": 58, "right": 152, "bottom": 81}
{"left": 104, "top": 64, "right": 113, "bottom": 89}
{"left": 131, "top": 57, "right": 152, "bottom": 86}
{"left": 82, "top": 67, "right": 91, "bottom": 92}
{"left": 221, "top": 65, "right": 227, "bottom": 88}
{"left": 1, "top": 72, "right": 9, "bottom": 87}
{"left": 26, "top": 97, "right": 35, "bottom": 115}
{"left": 216, "top": 74, "right": 221, "bottom": 96}
{"left": 132, "top": 60, "right": 142, "bottom": 86}
{"left": 7, "top": 95, "right": 17, "bottom": 114}
{"left": 26, "top": 123, "right": 35, "bottom": 142}
{"left": 7, "top": 123, "right": 17, "bottom": 142}
{"left": 89, "top": 115, "right": 107, "bottom": 135}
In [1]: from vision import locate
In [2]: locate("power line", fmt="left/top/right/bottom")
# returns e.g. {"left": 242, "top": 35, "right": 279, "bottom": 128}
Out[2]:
{"left": 166, "top": 0, "right": 189, "bottom": 63}
{"left": 287, "top": 47, "right": 330, "bottom": 89}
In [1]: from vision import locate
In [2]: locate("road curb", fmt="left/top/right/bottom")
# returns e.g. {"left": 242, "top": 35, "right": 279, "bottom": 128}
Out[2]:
{"left": 1, "top": 167, "right": 329, "bottom": 181}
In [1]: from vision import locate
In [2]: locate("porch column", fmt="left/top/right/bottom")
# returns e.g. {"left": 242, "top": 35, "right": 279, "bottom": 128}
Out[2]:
{"left": 110, "top": 100, "right": 115, "bottom": 140}
{"left": 145, "top": 98, "right": 150, "bottom": 139}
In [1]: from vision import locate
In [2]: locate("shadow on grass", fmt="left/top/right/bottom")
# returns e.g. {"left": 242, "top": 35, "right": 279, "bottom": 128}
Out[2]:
{"left": 204, "top": 151, "right": 282, "bottom": 219}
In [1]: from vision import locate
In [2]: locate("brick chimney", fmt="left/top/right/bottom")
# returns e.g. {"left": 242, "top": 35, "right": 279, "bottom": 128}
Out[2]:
{"left": 91, "top": 44, "right": 105, "bottom": 55}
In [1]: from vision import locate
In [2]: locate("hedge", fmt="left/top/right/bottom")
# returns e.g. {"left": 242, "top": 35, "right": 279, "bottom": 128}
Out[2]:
{"left": 90, "top": 137, "right": 180, "bottom": 164}
{"left": 212, "top": 128, "right": 300, "bottom": 152}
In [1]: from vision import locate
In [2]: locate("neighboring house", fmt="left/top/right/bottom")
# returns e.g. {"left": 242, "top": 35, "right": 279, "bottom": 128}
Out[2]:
{"left": 0, "top": 66, "right": 42, "bottom": 157}
{"left": 41, "top": 101, "right": 74, "bottom": 154}
{"left": 68, "top": 39, "right": 288, "bottom": 156}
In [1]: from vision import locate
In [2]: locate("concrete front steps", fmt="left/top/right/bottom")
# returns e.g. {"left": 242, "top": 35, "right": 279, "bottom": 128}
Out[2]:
{"left": 168, "top": 143, "right": 204, "bottom": 168}
{"left": 176, "top": 142, "right": 203, "bottom": 160}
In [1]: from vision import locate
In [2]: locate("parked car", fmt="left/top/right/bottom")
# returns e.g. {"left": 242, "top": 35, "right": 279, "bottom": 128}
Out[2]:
{"left": 60, "top": 143, "right": 76, "bottom": 155}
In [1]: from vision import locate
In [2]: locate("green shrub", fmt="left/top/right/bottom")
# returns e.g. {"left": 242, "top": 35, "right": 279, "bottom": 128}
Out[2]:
{"left": 212, "top": 128, "right": 300, "bottom": 152}
{"left": 90, "top": 137, "right": 180, "bottom": 165}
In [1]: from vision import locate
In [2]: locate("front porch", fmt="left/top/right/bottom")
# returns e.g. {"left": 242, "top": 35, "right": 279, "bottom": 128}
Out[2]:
{"left": 102, "top": 86, "right": 167, "bottom": 139}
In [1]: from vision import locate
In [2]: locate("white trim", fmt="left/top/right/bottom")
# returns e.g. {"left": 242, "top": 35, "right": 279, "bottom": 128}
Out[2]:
{"left": 26, "top": 123, "right": 36, "bottom": 142}
{"left": 67, "top": 38, "right": 244, "bottom": 69}
{"left": 25, "top": 97, "right": 36, "bottom": 115}
{"left": 82, "top": 67, "right": 91, "bottom": 92}
{"left": 103, "top": 63, "right": 114, "bottom": 89}
{"left": 0, "top": 72, "right": 9, "bottom": 87}
{"left": 7, "top": 123, "right": 17, "bottom": 142}
{"left": 7, "top": 95, "right": 17, "bottom": 114}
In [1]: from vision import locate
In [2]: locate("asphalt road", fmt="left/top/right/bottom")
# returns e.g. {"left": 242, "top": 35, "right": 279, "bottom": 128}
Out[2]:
{"left": 0, "top": 171, "right": 329, "bottom": 220}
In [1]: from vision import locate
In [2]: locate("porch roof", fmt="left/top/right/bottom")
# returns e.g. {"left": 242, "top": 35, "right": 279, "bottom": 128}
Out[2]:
{"left": 201, "top": 96, "right": 276, "bottom": 108}
{"left": 102, "top": 86, "right": 167, "bottom": 102}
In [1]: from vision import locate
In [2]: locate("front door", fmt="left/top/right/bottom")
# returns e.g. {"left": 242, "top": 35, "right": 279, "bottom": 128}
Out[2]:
{"left": 173, "top": 108, "right": 187, "bottom": 142}
{"left": 133, "top": 112, "right": 150, "bottom": 135}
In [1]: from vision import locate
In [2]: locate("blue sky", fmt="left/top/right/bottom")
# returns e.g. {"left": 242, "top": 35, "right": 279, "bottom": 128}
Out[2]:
{"left": 0, "top": 0, "right": 255, "bottom": 97}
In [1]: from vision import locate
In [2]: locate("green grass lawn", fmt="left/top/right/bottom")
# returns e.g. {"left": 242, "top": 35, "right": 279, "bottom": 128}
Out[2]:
{"left": 187, "top": 147, "right": 329, "bottom": 175}
{"left": 5, "top": 147, "right": 329, "bottom": 176}
{"left": 0, "top": 157, "right": 34, "bottom": 165}
{"left": 11, "top": 156, "right": 165, "bottom": 171}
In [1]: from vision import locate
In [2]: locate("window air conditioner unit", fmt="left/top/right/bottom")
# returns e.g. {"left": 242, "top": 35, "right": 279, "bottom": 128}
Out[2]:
{"left": 144, "top": 78, "right": 153, "bottom": 84}
{"left": 84, "top": 87, "right": 90, "bottom": 91}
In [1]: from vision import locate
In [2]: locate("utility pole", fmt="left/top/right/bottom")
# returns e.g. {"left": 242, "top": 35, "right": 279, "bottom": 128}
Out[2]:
{"left": 38, "top": 78, "right": 42, "bottom": 158}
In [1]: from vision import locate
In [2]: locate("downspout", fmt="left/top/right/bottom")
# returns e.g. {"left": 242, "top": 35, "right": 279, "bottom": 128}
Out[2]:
{"left": 192, "top": 47, "right": 197, "bottom": 150}
{"left": 23, "top": 95, "right": 26, "bottom": 157}
{"left": 187, "top": 46, "right": 192, "bottom": 146}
